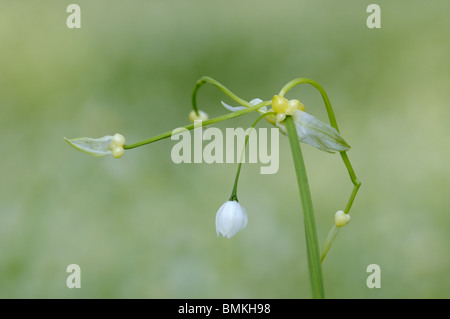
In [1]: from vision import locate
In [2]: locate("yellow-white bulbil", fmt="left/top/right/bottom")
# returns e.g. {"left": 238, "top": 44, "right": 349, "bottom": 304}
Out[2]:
{"left": 276, "top": 113, "right": 286, "bottom": 123}
{"left": 189, "top": 110, "right": 209, "bottom": 122}
{"left": 286, "top": 99, "right": 305, "bottom": 115}
{"left": 111, "top": 146, "right": 124, "bottom": 158}
{"left": 271, "top": 95, "right": 289, "bottom": 114}
{"left": 110, "top": 133, "right": 125, "bottom": 158}
{"left": 112, "top": 133, "right": 125, "bottom": 147}
{"left": 334, "top": 210, "right": 351, "bottom": 227}
{"left": 266, "top": 95, "right": 351, "bottom": 153}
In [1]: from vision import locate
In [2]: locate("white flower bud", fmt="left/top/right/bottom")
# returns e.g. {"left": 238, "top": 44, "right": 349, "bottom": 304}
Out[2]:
{"left": 335, "top": 210, "right": 350, "bottom": 227}
{"left": 215, "top": 200, "right": 248, "bottom": 238}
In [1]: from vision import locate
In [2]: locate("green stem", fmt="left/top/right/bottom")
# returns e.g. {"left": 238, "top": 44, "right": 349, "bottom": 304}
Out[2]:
{"left": 124, "top": 103, "right": 267, "bottom": 150}
{"left": 279, "top": 78, "right": 340, "bottom": 131}
{"left": 321, "top": 225, "right": 339, "bottom": 263}
{"left": 285, "top": 115, "right": 325, "bottom": 299}
{"left": 279, "top": 78, "right": 361, "bottom": 204}
{"left": 340, "top": 152, "right": 361, "bottom": 213}
{"left": 192, "top": 76, "right": 252, "bottom": 116}
{"left": 320, "top": 154, "right": 361, "bottom": 262}
{"left": 229, "top": 112, "right": 276, "bottom": 201}
{"left": 279, "top": 78, "right": 361, "bottom": 262}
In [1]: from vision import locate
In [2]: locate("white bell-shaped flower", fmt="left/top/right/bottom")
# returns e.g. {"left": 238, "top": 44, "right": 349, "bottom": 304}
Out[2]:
{"left": 215, "top": 200, "right": 248, "bottom": 238}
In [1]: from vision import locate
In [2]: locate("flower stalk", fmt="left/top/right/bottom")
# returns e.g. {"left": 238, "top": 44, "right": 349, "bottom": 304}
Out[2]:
{"left": 285, "top": 115, "right": 325, "bottom": 299}
{"left": 123, "top": 101, "right": 269, "bottom": 150}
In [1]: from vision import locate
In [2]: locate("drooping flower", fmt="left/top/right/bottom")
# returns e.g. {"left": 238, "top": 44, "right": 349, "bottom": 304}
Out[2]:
{"left": 215, "top": 200, "right": 248, "bottom": 238}
{"left": 64, "top": 133, "right": 126, "bottom": 158}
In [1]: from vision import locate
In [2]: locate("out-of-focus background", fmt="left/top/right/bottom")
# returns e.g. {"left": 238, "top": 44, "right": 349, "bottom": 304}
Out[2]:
{"left": 1, "top": 0, "right": 449, "bottom": 298}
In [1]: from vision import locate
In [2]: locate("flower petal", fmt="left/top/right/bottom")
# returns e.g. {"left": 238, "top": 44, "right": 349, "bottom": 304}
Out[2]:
{"left": 250, "top": 98, "right": 268, "bottom": 112}
{"left": 275, "top": 121, "right": 287, "bottom": 134}
{"left": 221, "top": 101, "right": 247, "bottom": 112}
{"left": 221, "top": 98, "right": 267, "bottom": 113}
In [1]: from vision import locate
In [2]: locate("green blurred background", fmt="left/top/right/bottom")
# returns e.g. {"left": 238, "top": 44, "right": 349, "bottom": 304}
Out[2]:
{"left": 1, "top": 0, "right": 449, "bottom": 298}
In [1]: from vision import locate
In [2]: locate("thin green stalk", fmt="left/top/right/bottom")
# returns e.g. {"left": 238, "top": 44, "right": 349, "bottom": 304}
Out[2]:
{"left": 279, "top": 78, "right": 361, "bottom": 200}
{"left": 279, "top": 78, "right": 339, "bottom": 131}
{"left": 320, "top": 154, "right": 360, "bottom": 262}
{"left": 285, "top": 115, "right": 325, "bottom": 299}
{"left": 229, "top": 112, "right": 276, "bottom": 201}
{"left": 321, "top": 225, "right": 339, "bottom": 263}
{"left": 340, "top": 152, "right": 361, "bottom": 213}
{"left": 192, "top": 76, "right": 252, "bottom": 116}
{"left": 124, "top": 102, "right": 269, "bottom": 150}
{"left": 279, "top": 78, "right": 361, "bottom": 263}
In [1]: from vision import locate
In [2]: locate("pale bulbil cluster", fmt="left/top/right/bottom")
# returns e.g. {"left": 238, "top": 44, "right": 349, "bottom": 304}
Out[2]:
{"left": 268, "top": 95, "right": 351, "bottom": 153}
{"left": 110, "top": 133, "right": 126, "bottom": 158}
{"left": 221, "top": 94, "right": 351, "bottom": 154}
{"left": 189, "top": 110, "right": 209, "bottom": 122}
{"left": 272, "top": 95, "right": 306, "bottom": 116}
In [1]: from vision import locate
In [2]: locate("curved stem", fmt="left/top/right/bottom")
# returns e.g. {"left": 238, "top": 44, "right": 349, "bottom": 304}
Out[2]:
{"left": 285, "top": 115, "right": 325, "bottom": 299}
{"left": 279, "top": 78, "right": 340, "bottom": 131}
{"left": 192, "top": 76, "right": 252, "bottom": 116}
{"left": 320, "top": 154, "right": 360, "bottom": 262}
{"left": 279, "top": 78, "right": 361, "bottom": 262}
{"left": 340, "top": 152, "right": 361, "bottom": 213}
